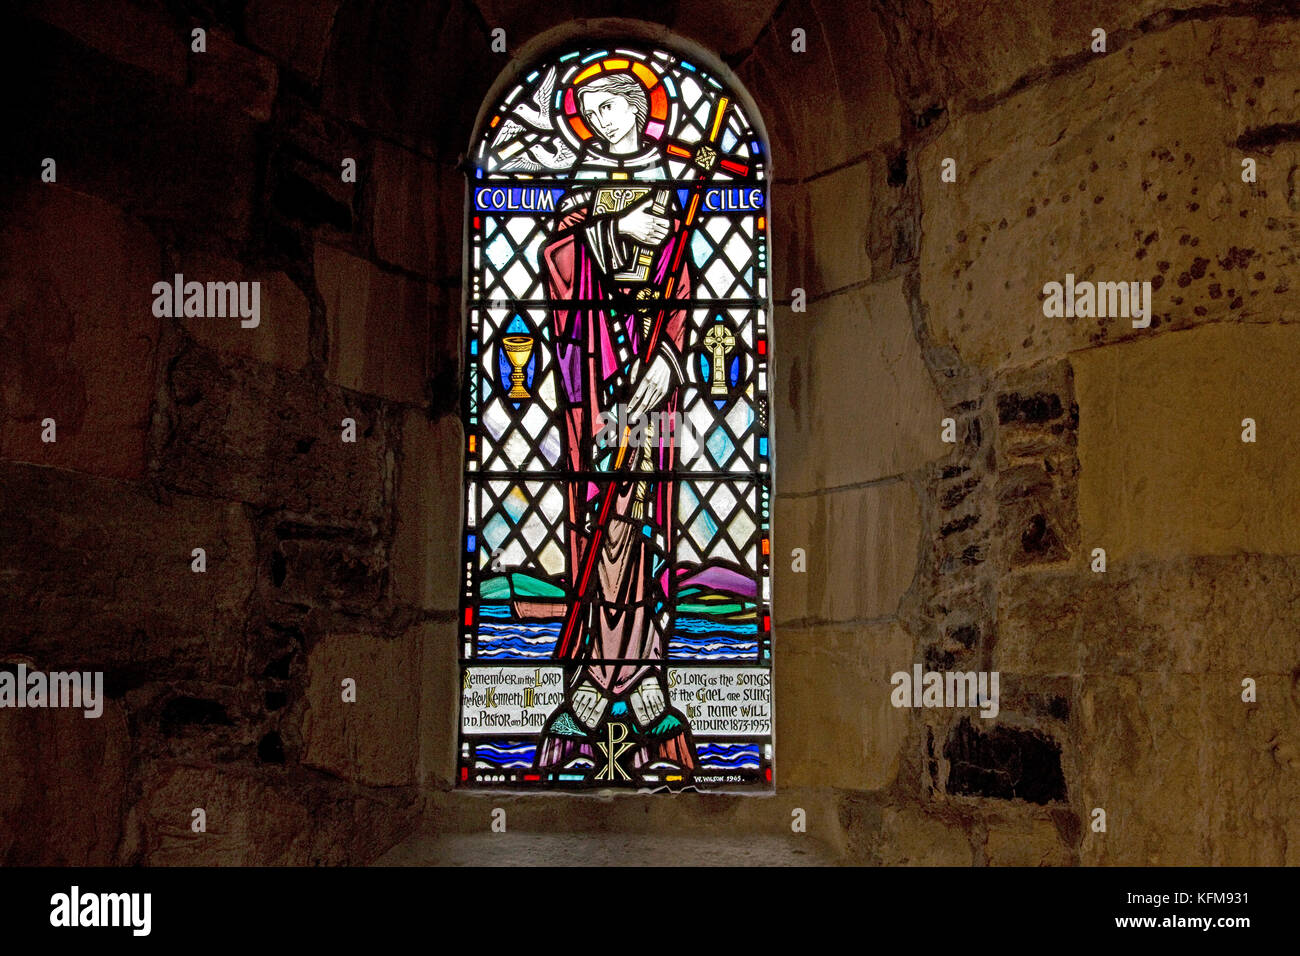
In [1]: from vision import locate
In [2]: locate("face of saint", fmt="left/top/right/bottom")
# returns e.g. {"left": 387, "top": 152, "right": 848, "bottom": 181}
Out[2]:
{"left": 581, "top": 89, "right": 638, "bottom": 150}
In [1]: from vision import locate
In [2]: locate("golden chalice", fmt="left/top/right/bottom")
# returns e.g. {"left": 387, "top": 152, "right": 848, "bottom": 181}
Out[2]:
{"left": 502, "top": 335, "right": 535, "bottom": 399}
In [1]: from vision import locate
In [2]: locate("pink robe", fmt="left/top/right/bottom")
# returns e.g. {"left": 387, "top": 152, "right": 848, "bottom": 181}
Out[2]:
{"left": 541, "top": 201, "right": 691, "bottom": 699}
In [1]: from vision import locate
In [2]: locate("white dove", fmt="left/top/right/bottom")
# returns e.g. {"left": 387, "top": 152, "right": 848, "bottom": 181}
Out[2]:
{"left": 500, "top": 139, "right": 577, "bottom": 173}
{"left": 492, "top": 65, "right": 558, "bottom": 148}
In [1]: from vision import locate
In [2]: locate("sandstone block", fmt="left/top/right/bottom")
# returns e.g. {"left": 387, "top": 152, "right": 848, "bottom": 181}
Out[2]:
{"left": 246, "top": 0, "right": 343, "bottom": 81}
{"left": 773, "top": 279, "right": 946, "bottom": 495}
{"left": 316, "top": 243, "right": 430, "bottom": 405}
{"left": 1074, "top": 323, "right": 1300, "bottom": 561}
{"left": 27, "top": 0, "right": 187, "bottom": 83}
{"left": 775, "top": 621, "right": 913, "bottom": 789}
{"left": 187, "top": 26, "right": 278, "bottom": 123}
{"left": 920, "top": 19, "right": 1300, "bottom": 372}
{"left": 301, "top": 630, "right": 421, "bottom": 787}
{"left": 774, "top": 478, "right": 921, "bottom": 624}
{"left": 176, "top": 250, "right": 310, "bottom": 370}
{"left": 159, "top": 344, "right": 391, "bottom": 525}
{"left": 372, "top": 142, "right": 461, "bottom": 279}
{"left": 985, "top": 816, "right": 1072, "bottom": 866}
{"left": 0, "top": 184, "right": 160, "bottom": 480}
{"left": 391, "top": 410, "right": 463, "bottom": 610}
{"left": 737, "top": 0, "right": 900, "bottom": 180}
{"left": 132, "top": 761, "right": 417, "bottom": 864}
{"left": 0, "top": 462, "right": 254, "bottom": 681}
{"left": 0, "top": 699, "right": 129, "bottom": 865}
{"left": 878, "top": 807, "right": 973, "bottom": 865}
{"left": 929, "top": 0, "right": 1237, "bottom": 108}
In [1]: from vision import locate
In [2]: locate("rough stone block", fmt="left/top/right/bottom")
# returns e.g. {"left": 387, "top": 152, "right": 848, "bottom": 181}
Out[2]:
{"left": 301, "top": 630, "right": 420, "bottom": 787}
{"left": 1078, "top": 673, "right": 1210, "bottom": 865}
{"left": 996, "top": 570, "right": 1081, "bottom": 676}
{"left": 315, "top": 243, "right": 430, "bottom": 405}
{"left": 737, "top": 0, "right": 901, "bottom": 180}
{"left": 985, "top": 816, "right": 1072, "bottom": 866}
{"left": 774, "top": 478, "right": 921, "bottom": 625}
{"left": 1074, "top": 323, "right": 1300, "bottom": 561}
{"left": 0, "top": 462, "right": 254, "bottom": 682}
{"left": 920, "top": 19, "right": 1300, "bottom": 372}
{"left": 131, "top": 761, "right": 417, "bottom": 864}
{"left": 245, "top": 0, "right": 343, "bottom": 81}
{"left": 1000, "top": 556, "right": 1300, "bottom": 681}
{"left": 775, "top": 621, "right": 913, "bottom": 789}
{"left": 0, "top": 184, "right": 160, "bottom": 480}
{"left": 417, "top": 618, "right": 459, "bottom": 787}
{"left": 269, "top": 533, "right": 387, "bottom": 614}
{"left": 26, "top": 0, "right": 187, "bottom": 84}
{"left": 930, "top": 0, "right": 1239, "bottom": 108}
{"left": 0, "top": 699, "right": 129, "bottom": 865}
{"left": 11, "top": 18, "right": 259, "bottom": 240}
{"left": 372, "top": 142, "right": 461, "bottom": 279}
{"left": 878, "top": 807, "right": 973, "bottom": 865}
{"left": 772, "top": 155, "right": 884, "bottom": 301}
{"left": 159, "top": 344, "right": 391, "bottom": 525}
{"left": 773, "top": 279, "right": 946, "bottom": 494}
{"left": 176, "top": 250, "right": 310, "bottom": 370}
{"left": 391, "top": 410, "right": 463, "bottom": 610}
{"left": 1201, "top": 675, "right": 1300, "bottom": 866}
{"left": 320, "top": 0, "right": 492, "bottom": 159}
{"left": 188, "top": 26, "right": 278, "bottom": 123}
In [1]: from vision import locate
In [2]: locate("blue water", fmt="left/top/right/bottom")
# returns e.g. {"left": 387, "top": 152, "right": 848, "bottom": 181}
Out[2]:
{"left": 474, "top": 741, "right": 537, "bottom": 768}
{"left": 697, "top": 743, "right": 761, "bottom": 770}
{"left": 477, "top": 615, "right": 758, "bottom": 660}
{"left": 666, "top": 633, "right": 759, "bottom": 661}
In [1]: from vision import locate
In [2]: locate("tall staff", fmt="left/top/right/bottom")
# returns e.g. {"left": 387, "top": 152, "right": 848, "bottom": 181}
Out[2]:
{"left": 556, "top": 94, "right": 747, "bottom": 660}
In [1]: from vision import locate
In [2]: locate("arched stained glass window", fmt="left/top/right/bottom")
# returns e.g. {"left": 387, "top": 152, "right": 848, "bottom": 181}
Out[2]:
{"left": 458, "top": 41, "right": 773, "bottom": 790}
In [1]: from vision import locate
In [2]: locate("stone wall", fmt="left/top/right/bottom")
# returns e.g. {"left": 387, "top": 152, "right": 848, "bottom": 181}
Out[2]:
{"left": 2, "top": 0, "right": 1297, "bottom": 865}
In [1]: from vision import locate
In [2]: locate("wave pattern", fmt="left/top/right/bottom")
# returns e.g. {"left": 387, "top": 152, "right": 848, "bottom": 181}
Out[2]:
{"left": 475, "top": 741, "right": 537, "bottom": 768}
{"left": 697, "top": 742, "right": 761, "bottom": 769}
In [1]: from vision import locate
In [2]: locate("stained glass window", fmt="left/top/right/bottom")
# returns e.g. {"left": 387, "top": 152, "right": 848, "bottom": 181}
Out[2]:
{"left": 458, "top": 43, "right": 773, "bottom": 790}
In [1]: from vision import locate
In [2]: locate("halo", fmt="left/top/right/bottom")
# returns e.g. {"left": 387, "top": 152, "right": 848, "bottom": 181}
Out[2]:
{"left": 563, "top": 56, "right": 669, "bottom": 143}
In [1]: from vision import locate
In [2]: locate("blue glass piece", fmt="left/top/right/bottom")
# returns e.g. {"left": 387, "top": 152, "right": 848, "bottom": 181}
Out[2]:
{"left": 707, "top": 427, "right": 735, "bottom": 463}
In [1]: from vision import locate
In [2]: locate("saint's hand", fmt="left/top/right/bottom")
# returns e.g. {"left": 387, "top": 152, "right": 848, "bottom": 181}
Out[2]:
{"left": 626, "top": 354, "right": 673, "bottom": 422}
{"left": 617, "top": 205, "right": 670, "bottom": 246}
{"left": 630, "top": 675, "right": 666, "bottom": 726}
{"left": 572, "top": 681, "right": 607, "bottom": 729}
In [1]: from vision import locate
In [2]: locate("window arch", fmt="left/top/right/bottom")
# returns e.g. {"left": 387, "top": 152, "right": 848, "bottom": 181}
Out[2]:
{"left": 457, "top": 39, "right": 773, "bottom": 790}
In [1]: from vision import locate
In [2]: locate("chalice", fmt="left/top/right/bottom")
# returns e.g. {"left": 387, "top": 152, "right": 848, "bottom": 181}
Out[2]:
{"left": 502, "top": 335, "right": 534, "bottom": 399}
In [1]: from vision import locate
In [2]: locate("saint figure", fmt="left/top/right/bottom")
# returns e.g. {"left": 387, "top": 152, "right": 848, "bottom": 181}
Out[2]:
{"left": 535, "top": 71, "right": 699, "bottom": 780}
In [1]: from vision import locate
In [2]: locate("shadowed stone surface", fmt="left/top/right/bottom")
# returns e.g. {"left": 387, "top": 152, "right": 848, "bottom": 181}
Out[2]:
{"left": 374, "top": 831, "right": 840, "bottom": 866}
